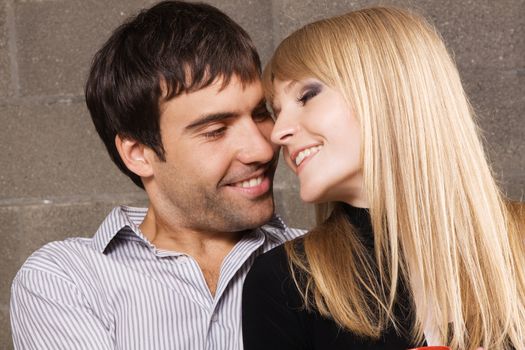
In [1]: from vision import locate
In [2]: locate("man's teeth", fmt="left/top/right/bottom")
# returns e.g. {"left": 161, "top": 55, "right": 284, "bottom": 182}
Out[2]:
{"left": 295, "top": 146, "right": 323, "bottom": 167}
{"left": 235, "top": 175, "right": 264, "bottom": 188}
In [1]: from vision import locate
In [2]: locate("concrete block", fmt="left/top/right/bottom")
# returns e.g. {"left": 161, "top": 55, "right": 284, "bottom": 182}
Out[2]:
{"left": 0, "top": 2, "right": 12, "bottom": 99}
{"left": 1, "top": 306, "right": 13, "bottom": 350}
{"left": 204, "top": 0, "right": 274, "bottom": 65}
{"left": 0, "top": 100, "right": 144, "bottom": 199}
{"left": 275, "top": 187, "right": 316, "bottom": 230}
{"left": 274, "top": 153, "right": 298, "bottom": 190}
{"left": 411, "top": 0, "right": 524, "bottom": 70}
{"left": 462, "top": 67, "right": 525, "bottom": 199}
{"left": 14, "top": 0, "right": 273, "bottom": 97}
{"left": 271, "top": 0, "right": 366, "bottom": 44}
{"left": 271, "top": 0, "right": 524, "bottom": 70}
{"left": 15, "top": 0, "right": 157, "bottom": 97}
{"left": 274, "top": 156, "right": 316, "bottom": 229}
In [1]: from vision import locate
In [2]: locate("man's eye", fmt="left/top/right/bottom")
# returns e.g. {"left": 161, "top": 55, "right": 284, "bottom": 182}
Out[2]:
{"left": 252, "top": 109, "right": 272, "bottom": 122}
{"left": 203, "top": 127, "right": 226, "bottom": 139}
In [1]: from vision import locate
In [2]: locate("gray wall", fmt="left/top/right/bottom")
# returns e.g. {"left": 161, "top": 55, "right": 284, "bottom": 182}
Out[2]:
{"left": 1, "top": 0, "right": 523, "bottom": 347}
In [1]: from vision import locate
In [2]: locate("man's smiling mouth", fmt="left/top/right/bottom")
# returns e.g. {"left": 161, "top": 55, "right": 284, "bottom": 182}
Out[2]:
{"left": 232, "top": 175, "right": 264, "bottom": 188}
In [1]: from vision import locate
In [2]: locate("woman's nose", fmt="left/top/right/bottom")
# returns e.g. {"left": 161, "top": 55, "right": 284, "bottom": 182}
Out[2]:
{"left": 271, "top": 115, "right": 299, "bottom": 145}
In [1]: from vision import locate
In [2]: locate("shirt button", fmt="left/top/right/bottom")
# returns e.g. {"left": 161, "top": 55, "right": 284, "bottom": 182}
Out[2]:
{"left": 211, "top": 314, "right": 218, "bottom": 322}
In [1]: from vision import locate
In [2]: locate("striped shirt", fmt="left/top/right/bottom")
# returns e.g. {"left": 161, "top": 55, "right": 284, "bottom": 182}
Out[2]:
{"left": 10, "top": 206, "right": 304, "bottom": 349}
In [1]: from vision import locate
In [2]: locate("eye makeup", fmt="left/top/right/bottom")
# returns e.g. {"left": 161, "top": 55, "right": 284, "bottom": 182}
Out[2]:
{"left": 297, "top": 82, "right": 323, "bottom": 105}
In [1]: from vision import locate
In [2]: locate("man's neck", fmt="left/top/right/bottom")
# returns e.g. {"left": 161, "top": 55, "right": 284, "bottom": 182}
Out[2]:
{"left": 138, "top": 207, "right": 245, "bottom": 296}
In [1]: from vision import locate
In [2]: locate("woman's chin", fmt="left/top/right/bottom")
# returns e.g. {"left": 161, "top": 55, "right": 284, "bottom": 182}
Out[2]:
{"left": 299, "top": 188, "right": 326, "bottom": 204}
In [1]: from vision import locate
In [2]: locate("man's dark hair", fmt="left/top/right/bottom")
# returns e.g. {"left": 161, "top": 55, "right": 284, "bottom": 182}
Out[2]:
{"left": 85, "top": 1, "right": 261, "bottom": 189}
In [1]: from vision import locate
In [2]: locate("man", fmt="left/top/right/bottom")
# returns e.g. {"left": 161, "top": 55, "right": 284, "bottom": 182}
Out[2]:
{"left": 10, "top": 1, "right": 303, "bottom": 349}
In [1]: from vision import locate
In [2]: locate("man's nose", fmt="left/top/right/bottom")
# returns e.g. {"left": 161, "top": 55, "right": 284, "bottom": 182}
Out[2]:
{"left": 237, "top": 121, "right": 275, "bottom": 165}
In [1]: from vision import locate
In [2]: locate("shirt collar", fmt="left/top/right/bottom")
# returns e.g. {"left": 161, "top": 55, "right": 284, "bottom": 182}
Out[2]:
{"left": 91, "top": 206, "right": 291, "bottom": 254}
{"left": 91, "top": 206, "right": 148, "bottom": 253}
{"left": 257, "top": 214, "right": 291, "bottom": 244}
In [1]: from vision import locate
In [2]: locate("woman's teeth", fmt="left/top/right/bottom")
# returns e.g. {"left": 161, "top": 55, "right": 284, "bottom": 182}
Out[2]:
{"left": 234, "top": 175, "right": 264, "bottom": 188}
{"left": 295, "top": 146, "right": 323, "bottom": 167}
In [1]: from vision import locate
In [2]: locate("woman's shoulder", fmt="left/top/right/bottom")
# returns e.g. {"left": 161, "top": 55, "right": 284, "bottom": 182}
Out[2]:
{"left": 250, "top": 237, "right": 304, "bottom": 277}
{"left": 243, "top": 237, "right": 307, "bottom": 318}
{"left": 244, "top": 237, "right": 306, "bottom": 296}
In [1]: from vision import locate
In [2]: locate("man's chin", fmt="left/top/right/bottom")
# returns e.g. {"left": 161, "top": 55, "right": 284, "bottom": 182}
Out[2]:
{"left": 231, "top": 197, "right": 275, "bottom": 231}
{"left": 247, "top": 200, "right": 275, "bottom": 224}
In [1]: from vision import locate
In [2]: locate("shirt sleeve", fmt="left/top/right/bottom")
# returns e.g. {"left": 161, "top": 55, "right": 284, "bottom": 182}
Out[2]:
{"left": 242, "top": 245, "right": 309, "bottom": 350}
{"left": 10, "top": 268, "right": 113, "bottom": 350}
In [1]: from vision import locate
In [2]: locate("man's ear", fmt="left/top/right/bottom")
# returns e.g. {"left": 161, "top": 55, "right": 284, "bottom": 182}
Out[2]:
{"left": 115, "top": 134, "right": 154, "bottom": 178}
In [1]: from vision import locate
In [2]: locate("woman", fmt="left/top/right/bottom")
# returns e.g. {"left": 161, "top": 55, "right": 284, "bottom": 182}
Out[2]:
{"left": 242, "top": 7, "right": 525, "bottom": 350}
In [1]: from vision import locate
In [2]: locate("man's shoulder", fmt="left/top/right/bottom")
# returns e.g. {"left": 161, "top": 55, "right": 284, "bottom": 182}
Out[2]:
{"left": 10, "top": 237, "right": 102, "bottom": 306}
{"left": 16, "top": 237, "right": 94, "bottom": 278}
{"left": 16, "top": 205, "right": 147, "bottom": 275}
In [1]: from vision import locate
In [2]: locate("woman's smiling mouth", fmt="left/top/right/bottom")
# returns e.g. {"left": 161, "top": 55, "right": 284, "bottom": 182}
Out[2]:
{"left": 290, "top": 144, "right": 323, "bottom": 173}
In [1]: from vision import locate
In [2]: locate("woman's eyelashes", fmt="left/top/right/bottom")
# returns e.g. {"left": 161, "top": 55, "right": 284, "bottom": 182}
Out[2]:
{"left": 297, "top": 83, "right": 322, "bottom": 105}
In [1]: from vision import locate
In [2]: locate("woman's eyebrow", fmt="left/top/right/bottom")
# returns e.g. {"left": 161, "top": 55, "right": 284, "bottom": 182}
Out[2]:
{"left": 271, "top": 80, "right": 299, "bottom": 117}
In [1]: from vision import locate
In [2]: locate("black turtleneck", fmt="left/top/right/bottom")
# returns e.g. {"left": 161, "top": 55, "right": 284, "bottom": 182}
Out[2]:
{"left": 242, "top": 204, "right": 423, "bottom": 350}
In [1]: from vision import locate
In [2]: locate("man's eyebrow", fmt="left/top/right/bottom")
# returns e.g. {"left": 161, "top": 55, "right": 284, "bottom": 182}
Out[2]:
{"left": 184, "top": 112, "right": 236, "bottom": 132}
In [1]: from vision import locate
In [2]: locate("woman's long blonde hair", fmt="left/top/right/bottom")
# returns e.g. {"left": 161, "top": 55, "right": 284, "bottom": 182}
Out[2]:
{"left": 263, "top": 7, "right": 525, "bottom": 349}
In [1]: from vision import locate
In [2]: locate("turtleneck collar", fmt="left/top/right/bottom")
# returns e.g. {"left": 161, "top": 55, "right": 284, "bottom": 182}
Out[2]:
{"left": 340, "top": 202, "right": 374, "bottom": 248}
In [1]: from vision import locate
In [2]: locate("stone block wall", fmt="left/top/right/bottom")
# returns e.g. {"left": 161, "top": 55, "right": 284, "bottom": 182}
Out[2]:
{"left": 1, "top": 0, "right": 523, "bottom": 347}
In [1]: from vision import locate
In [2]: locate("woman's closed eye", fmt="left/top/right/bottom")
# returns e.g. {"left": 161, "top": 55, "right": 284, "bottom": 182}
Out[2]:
{"left": 298, "top": 84, "right": 322, "bottom": 105}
